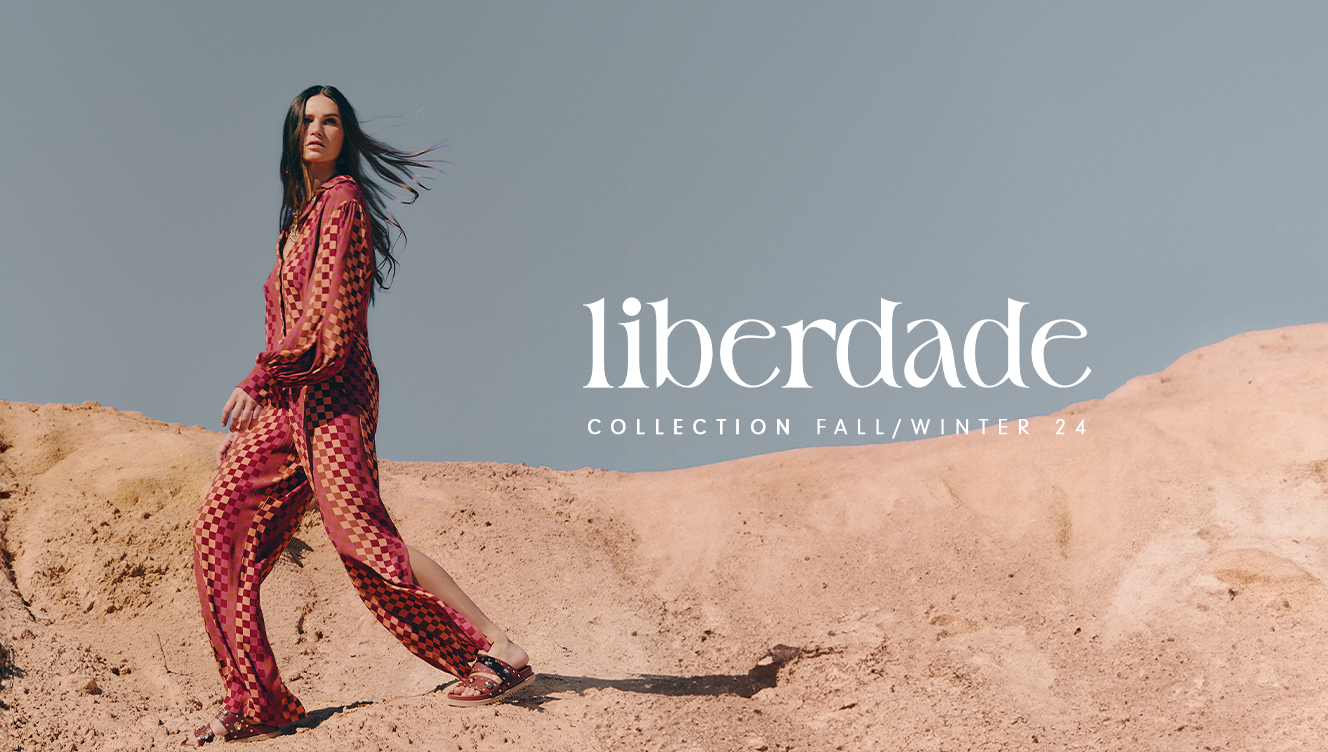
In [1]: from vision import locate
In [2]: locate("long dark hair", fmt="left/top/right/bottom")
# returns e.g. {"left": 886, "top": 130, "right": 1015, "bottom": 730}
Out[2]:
{"left": 279, "top": 85, "right": 438, "bottom": 299}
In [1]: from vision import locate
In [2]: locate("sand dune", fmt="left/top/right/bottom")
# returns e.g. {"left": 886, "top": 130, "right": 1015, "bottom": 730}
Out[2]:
{"left": 4, "top": 324, "right": 1328, "bottom": 751}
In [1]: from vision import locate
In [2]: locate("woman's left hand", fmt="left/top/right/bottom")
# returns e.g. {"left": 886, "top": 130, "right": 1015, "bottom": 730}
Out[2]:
{"left": 216, "top": 433, "right": 237, "bottom": 466}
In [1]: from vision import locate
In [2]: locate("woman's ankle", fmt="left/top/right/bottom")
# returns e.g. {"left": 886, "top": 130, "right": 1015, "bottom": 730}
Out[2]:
{"left": 482, "top": 637, "right": 528, "bottom": 669}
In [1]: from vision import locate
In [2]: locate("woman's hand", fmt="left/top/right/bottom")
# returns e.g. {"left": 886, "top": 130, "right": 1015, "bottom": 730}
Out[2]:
{"left": 221, "top": 387, "right": 262, "bottom": 433}
{"left": 215, "top": 432, "right": 237, "bottom": 466}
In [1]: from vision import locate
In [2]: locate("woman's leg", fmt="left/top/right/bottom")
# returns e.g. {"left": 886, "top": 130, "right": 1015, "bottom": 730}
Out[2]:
{"left": 406, "top": 545, "right": 529, "bottom": 675}
{"left": 192, "top": 409, "right": 310, "bottom": 730}
{"left": 303, "top": 390, "right": 489, "bottom": 678}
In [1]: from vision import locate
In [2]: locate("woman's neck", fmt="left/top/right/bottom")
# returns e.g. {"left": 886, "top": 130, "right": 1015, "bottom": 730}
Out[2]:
{"left": 306, "top": 163, "right": 337, "bottom": 191}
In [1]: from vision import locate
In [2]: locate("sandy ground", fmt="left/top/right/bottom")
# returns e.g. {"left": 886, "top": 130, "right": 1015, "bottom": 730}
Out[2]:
{"left": 4, "top": 324, "right": 1328, "bottom": 751}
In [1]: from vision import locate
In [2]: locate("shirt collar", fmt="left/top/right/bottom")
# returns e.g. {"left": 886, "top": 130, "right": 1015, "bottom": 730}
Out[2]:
{"left": 293, "top": 175, "right": 355, "bottom": 226}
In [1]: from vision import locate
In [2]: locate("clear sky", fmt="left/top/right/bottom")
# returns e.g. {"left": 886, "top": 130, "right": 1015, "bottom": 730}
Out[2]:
{"left": 2, "top": 2, "right": 1326, "bottom": 471}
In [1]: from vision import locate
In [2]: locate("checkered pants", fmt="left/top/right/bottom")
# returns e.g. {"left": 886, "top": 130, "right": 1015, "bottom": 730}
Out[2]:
{"left": 192, "top": 383, "right": 488, "bottom": 726}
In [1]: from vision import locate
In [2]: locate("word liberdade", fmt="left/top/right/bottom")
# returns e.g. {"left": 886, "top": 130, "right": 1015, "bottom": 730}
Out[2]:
{"left": 584, "top": 298, "right": 1088, "bottom": 389}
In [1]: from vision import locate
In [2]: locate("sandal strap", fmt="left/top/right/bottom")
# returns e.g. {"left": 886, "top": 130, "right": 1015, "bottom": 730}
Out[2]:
{"left": 460, "top": 671, "right": 493, "bottom": 689}
{"left": 474, "top": 655, "right": 517, "bottom": 685}
{"left": 218, "top": 709, "right": 272, "bottom": 740}
{"left": 219, "top": 710, "right": 248, "bottom": 736}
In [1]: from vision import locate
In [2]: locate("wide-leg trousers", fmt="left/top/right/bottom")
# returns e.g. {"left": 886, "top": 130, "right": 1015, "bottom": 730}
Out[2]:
{"left": 192, "top": 384, "right": 488, "bottom": 726}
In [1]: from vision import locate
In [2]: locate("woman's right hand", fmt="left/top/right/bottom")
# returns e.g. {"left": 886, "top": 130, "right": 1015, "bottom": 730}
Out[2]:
{"left": 221, "top": 387, "right": 262, "bottom": 433}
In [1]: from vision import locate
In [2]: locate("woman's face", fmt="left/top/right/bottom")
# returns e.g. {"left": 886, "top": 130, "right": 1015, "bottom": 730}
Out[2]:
{"left": 301, "top": 94, "right": 345, "bottom": 170}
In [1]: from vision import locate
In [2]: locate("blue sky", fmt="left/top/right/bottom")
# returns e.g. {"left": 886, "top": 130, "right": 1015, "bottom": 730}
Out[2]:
{"left": 3, "top": 2, "right": 1326, "bottom": 470}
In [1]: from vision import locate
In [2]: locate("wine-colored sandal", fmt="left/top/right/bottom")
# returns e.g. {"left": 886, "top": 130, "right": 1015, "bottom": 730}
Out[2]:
{"left": 446, "top": 655, "right": 536, "bottom": 707}
{"left": 181, "top": 709, "right": 281, "bottom": 746}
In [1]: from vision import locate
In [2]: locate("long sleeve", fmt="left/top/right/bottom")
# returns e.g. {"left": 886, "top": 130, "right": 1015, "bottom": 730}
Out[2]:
{"left": 237, "top": 182, "right": 373, "bottom": 399}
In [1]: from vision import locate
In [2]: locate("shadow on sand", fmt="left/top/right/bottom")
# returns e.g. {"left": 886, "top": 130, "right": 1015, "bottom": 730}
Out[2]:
{"left": 288, "top": 644, "right": 810, "bottom": 726}
{"left": 285, "top": 700, "right": 374, "bottom": 732}
{"left": 500, "top": 643, "right": 811, "bottom": 711}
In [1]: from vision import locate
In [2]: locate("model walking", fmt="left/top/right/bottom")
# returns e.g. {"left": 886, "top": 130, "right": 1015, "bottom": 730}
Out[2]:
{"left": 183, "top": 86, "right": 533, "bottom": 746}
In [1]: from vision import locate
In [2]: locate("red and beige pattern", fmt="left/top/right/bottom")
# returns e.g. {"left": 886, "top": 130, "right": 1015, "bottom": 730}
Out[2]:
{"left": 193, "top": 176, "right": 487, "bottom": 726}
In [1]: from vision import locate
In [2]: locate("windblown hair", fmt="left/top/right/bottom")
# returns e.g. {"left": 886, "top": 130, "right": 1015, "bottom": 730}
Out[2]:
{"left": 279, "top": 85, "right": 438, "bottom": 300}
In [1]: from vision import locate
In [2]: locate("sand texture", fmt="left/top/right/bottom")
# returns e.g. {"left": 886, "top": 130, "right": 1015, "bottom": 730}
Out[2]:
{"left": 4, "top": 324, "right": 1328, "bottom": 751}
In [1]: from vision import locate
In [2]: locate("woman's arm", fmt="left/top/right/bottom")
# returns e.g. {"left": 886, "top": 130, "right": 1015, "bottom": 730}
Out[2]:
{"left": 238, "top": 183, "right": 374, "bottom": 398}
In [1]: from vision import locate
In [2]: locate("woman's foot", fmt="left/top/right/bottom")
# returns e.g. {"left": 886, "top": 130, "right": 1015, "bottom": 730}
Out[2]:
{"left": 180, "top": 709, "right": 280, "bottom": 746}
{"left": 447, "top": 638, "right": 532, "bottom": 703}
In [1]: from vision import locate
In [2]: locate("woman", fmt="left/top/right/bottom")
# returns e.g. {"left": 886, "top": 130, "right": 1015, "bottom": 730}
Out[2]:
{"left": 183, "top": 86, "right": 533, "bottom": 746}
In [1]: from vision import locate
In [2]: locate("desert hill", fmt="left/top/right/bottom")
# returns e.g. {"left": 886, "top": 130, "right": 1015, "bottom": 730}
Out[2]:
{"left": 4, "top": 324, "right": 1328, "bottom": 751}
